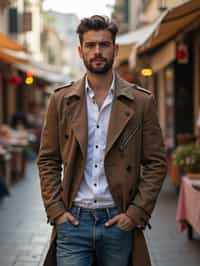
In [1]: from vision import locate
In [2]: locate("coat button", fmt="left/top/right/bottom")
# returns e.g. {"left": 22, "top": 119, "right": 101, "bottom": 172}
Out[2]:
{"left": 125, "top": 111, "right": 130, "bottom": 117}
{"left": 64, "top": 134, "right": 69, "bottom": 139}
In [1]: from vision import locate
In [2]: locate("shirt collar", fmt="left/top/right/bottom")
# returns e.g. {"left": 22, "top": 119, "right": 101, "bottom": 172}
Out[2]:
{"left": 85, "top": 71, "right": 115, "bottom": 98}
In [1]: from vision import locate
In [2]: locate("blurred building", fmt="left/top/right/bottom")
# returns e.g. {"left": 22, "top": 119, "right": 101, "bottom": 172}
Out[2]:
{"left": 112, "top": 0, "right": 129, "bottom": 33}
{"left": 113, "top": 0, "right": 190, "bottom": 32}
{"left": 43, "top": 10, "right": 83, "bottom": 77}
{"left": 41, "top": 25, "right": 65, "bottom": 66}
{"left": 0, "top": 1, "right": 9, "bottom": 33}
{"left": 115, "top": 0, "right": 200, "bottom": 151}
{"left": 0, "top": 0, "right": 70, "bottom": 125}
{"left": 1, "top": 0, "right": 43, "bottom": 60}
{"left": 137, "top": 0, "right": 190, "bottom": 26}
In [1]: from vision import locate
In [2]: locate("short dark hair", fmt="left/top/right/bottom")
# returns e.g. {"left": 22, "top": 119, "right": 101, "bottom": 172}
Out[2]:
{"left": 76, "top": 15, "right": 118, "bottom": 45}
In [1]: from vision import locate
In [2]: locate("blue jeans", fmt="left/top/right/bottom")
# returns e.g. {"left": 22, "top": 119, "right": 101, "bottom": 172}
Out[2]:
{"left": 56, "top": 206, "right": 133, "bottom": 266}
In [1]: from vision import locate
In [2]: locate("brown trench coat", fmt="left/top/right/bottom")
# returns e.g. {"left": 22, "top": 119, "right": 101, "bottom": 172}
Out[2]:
{"left": 37, "top": 74, "right": 167, "bottom": 266}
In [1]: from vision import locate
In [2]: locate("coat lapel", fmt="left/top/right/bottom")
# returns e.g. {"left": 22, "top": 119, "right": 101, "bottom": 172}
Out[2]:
{"left": 105, "top": 75, "right": 135, "bottom": 157}
{"left": 64, "top": 77, "right": 88, "bottom": 160}
{"left": 63, "top": 74, "right": 136, "bottom": 160}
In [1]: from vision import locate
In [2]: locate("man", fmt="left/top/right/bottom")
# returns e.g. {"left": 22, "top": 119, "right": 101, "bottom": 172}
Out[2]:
{"left": 38, "top": 15, "right": 167, "bottom": 266}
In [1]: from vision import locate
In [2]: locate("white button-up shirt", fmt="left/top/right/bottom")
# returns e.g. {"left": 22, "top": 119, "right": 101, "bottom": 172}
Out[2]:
{"left": 73, "top": 74, "right": 116, "bottom": 208}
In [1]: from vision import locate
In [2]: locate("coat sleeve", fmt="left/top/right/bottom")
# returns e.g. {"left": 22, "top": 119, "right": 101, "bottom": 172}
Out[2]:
{"left": 126, "top": 94, "right": 167, "bottom": 228}
{"left": 37, "top": 93, "right": 66, "bottom": 225}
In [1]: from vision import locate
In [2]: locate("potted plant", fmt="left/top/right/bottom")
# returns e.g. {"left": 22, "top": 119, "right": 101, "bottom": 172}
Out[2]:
{"left": 172, "top": 144, "right": 200, "bottom": 179}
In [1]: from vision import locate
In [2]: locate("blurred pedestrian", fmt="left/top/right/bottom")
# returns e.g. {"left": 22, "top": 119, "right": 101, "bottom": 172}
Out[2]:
{"left": 38, "top": 15, "right": 167, "bottom": 266}
{"left": 10, "top": 111, "right": 30, "bottom": 130}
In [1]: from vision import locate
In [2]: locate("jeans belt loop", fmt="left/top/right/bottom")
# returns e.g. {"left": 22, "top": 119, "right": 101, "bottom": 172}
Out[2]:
{"left": 76, "top": 206, "right": 81, "bottom": 220}
{"left": 106, "top": 208, "right": 111, "bottom": 219}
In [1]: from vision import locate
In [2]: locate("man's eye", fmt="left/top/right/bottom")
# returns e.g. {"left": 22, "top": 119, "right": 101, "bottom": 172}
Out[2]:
{"left": 99, "top": 42, "right": 111, "bottom": 48}
{"left": 85, "top": 43, "right": 95, "bottom": 48}
{"left": 84, "top": 42, "right": 111, "bottom": 49}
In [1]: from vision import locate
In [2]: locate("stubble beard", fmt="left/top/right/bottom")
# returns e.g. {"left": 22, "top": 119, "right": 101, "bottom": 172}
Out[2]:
{"left": 82, "top": 55, "right": 114, "bottom": 74}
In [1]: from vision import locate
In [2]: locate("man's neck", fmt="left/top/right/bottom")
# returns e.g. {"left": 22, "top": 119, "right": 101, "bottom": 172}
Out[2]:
{"left": 86, "top": 70, "right": 113, "bottom": 93}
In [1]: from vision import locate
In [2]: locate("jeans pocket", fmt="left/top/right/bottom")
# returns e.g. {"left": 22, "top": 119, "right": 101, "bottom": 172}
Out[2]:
{"left": 56, "top": 220, "right": 69, "bottom": 230}
{"left": 115, "top": 224, "right": 127, "bottom": 232}
{"left": 115, "top": 224, "right": 133, "bottom": 232}
{"left": 56, "top": 208, "right": 79, "bottom": 229}
{"left": 109, "top": 208, "right": 119, "bottom": 218}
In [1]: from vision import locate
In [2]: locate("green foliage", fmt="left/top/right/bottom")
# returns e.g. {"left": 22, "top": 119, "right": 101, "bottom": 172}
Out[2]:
{"left": 172, "top": 144, "right": 200, "bottom": 173}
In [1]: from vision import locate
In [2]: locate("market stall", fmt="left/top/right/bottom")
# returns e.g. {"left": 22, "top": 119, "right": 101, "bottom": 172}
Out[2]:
{"left": 0, "top": 124, "right": 30, "bottom": 189}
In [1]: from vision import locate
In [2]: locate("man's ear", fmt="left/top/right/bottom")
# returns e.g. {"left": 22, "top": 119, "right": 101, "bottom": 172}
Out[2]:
{"left": 114, "top": 44, "right": 119, "bottom": 57}
{"left": 78, "top": 46, "right": 83, "bottom": 59}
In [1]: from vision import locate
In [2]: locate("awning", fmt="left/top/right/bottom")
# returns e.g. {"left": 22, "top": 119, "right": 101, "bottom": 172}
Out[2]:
{"left": 139, "top": 0, "right": 200, "bottom": 54}
{"left": 116, "top": 13, "right": 167, "bottom": 46}
{"left": 0, "top": 32, "right": 26, "bottom": 51}
{"left": 0, "top": 32, "right": 27, "bottom": 63}
{"left": 15, "top": 61, "right": 70, "bottom": 84}
{"left": 150, "top": 40, "right": 176, "bottom": 72}
{"left": 115, "top": 45, "right": 134, "bottom": 66}
{"left": 0, "top": 49, "right": 27, "bottom": 64}
{"left": 115, "top": 12, "right": 167, "bottom": 65}
{"left": 118, "top": 0, "right": 200, "bottom": 68}
{"left": 0, "top": 32, "right": 69, "bottom": 83}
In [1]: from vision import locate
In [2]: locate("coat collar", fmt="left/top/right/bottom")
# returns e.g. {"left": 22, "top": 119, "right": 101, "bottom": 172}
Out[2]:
{"left": 63, "top": 76, "right": 88, "bottom": 161}
{"left": 63, "top": 72, "right": 136, "bottom": 160}
{"left": 105, "top": 74, "right": 136, "bottom": 157}
{"left": 115, "top": 73, "right": 135, "bottom": 100}
{"left": 64, "top": 75, "right": 86, "bottom": 100}
{"left": 63, "top": 72, "right": 135, "bottom": 101}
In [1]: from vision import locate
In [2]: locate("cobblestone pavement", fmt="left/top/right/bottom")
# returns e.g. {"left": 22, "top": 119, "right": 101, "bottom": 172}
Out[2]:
{"left": 0, "top": 161, "right": 200, "bottom": 266}
{"left": 0, "top": 161, "right": 50, "bottom": 266}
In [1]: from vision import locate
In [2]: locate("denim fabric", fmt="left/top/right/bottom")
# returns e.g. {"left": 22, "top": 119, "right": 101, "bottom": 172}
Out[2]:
{"left": 56, "top": 206, "right": 133, "bottom": 266}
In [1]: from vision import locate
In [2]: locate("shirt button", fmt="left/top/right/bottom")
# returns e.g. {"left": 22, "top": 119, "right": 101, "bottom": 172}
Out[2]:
{"left": 94, "top": 164, "right": 98, "bottom": 168}
{"left": 97, "top": 125, "right": 100, "bottom": 128}
{"left": 94, "top": 183, "right": 97, "bottom": 186}
{"left": 94, "top": 200, "right": 97, "bottom": 203}
{"left": 96, "top": 145, "right": 99, "bottom": 149}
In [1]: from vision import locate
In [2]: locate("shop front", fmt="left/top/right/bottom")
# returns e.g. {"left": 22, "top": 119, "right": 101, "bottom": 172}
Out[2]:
{"left": 136, "top": 0, "right": 200, "bottom": 151}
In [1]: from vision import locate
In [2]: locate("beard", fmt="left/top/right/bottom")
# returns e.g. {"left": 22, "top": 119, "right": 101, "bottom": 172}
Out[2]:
{"left": 82, "top": 54, "right": 114, "bottom": 74}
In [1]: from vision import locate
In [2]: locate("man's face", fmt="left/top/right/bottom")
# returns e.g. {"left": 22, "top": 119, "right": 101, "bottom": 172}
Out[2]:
{"left": 78, "top": 30, "right": 118, "bottom": 74}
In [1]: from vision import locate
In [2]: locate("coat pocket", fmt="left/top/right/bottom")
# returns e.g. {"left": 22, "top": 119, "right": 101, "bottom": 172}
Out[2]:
{"left": 119, "top": 124, "right": 141, "bottom": 152}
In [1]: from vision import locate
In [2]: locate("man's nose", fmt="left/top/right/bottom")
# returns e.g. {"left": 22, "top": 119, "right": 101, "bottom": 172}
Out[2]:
{"left": 94, "top": 44, "right": 101, "bottom": 54}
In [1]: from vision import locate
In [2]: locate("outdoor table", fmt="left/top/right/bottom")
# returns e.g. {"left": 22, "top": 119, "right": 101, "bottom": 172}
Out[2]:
{"left": 176, "top": 176, "right": 200, "bottom": 240}
{"left": 9, "top": 145, "right": 26, "bottom": 178}
{"left": 0, "top": 127, "right": 29, "bottom": 180}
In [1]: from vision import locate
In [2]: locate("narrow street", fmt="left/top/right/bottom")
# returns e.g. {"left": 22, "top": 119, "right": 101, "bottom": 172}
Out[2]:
{"left": 1, "top": 1, "right": 200, "bottom": 266}
{"left": 0, "top": 161, "right": 50, "bottom": 266}
{"left": 0, "top": 161, "right": 200, "bottom": 266}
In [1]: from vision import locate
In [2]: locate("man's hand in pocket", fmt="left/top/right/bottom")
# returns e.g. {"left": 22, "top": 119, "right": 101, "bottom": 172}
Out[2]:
{"left": 55, "top": 212, "right": 79, "bottom": 225}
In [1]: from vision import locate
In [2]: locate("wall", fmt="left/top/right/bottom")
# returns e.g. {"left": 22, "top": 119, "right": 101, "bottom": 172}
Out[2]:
{"left": 10, "top": 0, "right": 42, "bottom": 60}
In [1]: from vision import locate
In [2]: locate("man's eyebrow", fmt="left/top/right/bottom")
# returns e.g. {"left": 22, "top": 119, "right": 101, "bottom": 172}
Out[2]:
{"left": 84, "top": 41, "right": 112, "bottom": 44}
{"left": 84, "top": 41, "right": 95, "bottom": 44}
